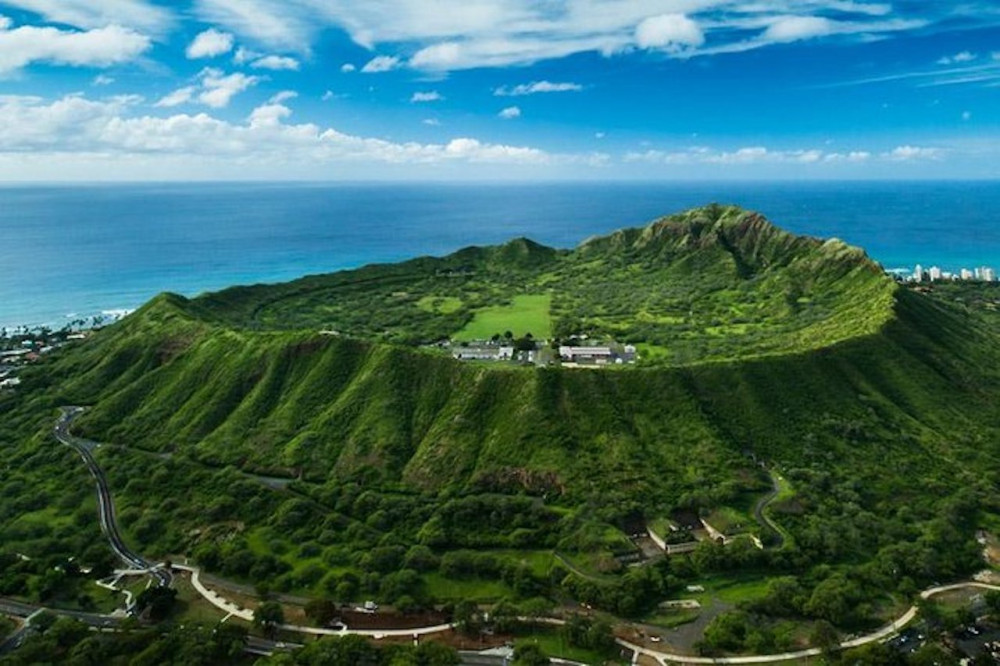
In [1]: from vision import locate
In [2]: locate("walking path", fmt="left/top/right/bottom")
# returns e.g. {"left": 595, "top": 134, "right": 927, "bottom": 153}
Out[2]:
{"left": 620, "top": 581, "right": 1000, "bottom": 664}
{"left": 50, "top": 409, "right": 1000, "bottom": 662}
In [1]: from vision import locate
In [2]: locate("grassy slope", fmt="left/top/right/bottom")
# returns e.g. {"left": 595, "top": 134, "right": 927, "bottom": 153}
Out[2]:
{"left": 185, "top": 206, "right": 897, "bottom": 365}
{"left": 43, "top": 274, "right": 998, "bottom": 522}
{"left": 33, "top": 207, "right": 996, "bottom": 513}
{"left": 6, "top": 206, "right": 1000, "bottom": 631}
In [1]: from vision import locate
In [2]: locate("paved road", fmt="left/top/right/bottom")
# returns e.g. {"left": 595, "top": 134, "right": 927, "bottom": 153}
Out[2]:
{"left": 0, "top": 597, "right": 123, "bottom": 655}
{"left": 751, "top": 472, "right": 785, "bottom": 549}
{"left": 55, "top": 407, "right": 171, "bottom": 588}
{"left": 618, "top": 581, "right": 1000, "bottom": 665}
{"left": 47, "top": 410, "right": 1000, "bottom": 664}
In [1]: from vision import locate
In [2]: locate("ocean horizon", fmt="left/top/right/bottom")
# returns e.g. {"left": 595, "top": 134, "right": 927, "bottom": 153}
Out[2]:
{"left": 3, "top": 180, "right": 999, "bottom": 331}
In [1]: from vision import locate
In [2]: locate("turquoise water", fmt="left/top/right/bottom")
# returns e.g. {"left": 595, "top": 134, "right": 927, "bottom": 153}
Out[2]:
{"left": 1, "top": 181, "right": 998, "bottom": 329}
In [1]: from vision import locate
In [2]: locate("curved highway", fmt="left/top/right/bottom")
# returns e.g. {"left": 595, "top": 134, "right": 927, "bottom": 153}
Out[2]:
{"left": 45, "top": 410, "right": 1000, "bottom": 664}
{"left": 55, "top": 407, "right": 171, "bottom": 587}
{"left": 620, "top": 580, "right": 1000, "bottom": 665}
{"left": 751, "top": 471, "right": 786, "bottom": 549}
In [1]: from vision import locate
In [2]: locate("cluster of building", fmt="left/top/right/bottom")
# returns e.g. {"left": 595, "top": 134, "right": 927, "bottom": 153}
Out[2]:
{"left": 558, "top": 344, "right": 637, "bottom": 366}
{"left": 910, "top": 264, "right": 997, "bottom": 283}
{"left": 451, "top": 343, "right": 538, "bottom": 364}
{"left": 0, "top": 332, "right": 88, "bottom": 391}
{"left": 447, "top": 339, "right": 638, "bottom": 367}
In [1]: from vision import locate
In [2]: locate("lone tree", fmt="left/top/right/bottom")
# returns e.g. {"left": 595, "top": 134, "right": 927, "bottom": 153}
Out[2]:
{"left": 135, "top": 586, "right": 178, "bottom": 621}
{"left": 513, "top": 643, "right": 550, "bottom": 666}
{"left": 254, "top": 600, "right": 285, "bottom": 637}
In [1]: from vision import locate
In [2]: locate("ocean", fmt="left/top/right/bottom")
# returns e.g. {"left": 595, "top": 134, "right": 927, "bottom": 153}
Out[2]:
{"left": 2, "top": 181, "right": 999, "bottom": 330}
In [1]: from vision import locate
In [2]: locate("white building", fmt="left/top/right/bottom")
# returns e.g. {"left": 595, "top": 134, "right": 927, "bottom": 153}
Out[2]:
{"left": 452, "top": 345, "right": 515, "bottom": 361}
{"left": 984, "top": 267, "right": 997, "bottom": 282}
{"left": 559, "top": 346, "right": 614, "bottom": 364}
{"left": 913, "top": 264, "right": 923, "bottom": 282}
{"left": 961, "top": 268, "right": 974, "bottom": 281}
{"left": 928, "top": 266, "right": 942, "bottom": 281}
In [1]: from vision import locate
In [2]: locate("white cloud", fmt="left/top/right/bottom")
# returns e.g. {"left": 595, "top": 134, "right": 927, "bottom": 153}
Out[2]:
{"left": 937, "top": 51, "right": 977, "bottom": 65}
{"left": 361, "top": 55, "right": 400, "bottom": 73}
{"left": 340, "top": 63, "right": 356, "bottom": 73}
{"left": 625, "top": 145, "right": 884, "bottom": 165}
{"left": 93, "top": 74, "right": 115, "bottom": 86}
{"left": 498, "top": 106, "right": 521, "bottom": 119}
{"left": 155, "top": 86, "right": 196, "bottom": 108}
{"left": 410, "top": 91, "right": 443, "bottom": 103}
{"left": 0, "top": 0, "right": 172, "bottom": 34}
{"left": 186, "top": 28, "right": 235, "bottom": 59}
{"left": 250, "top": 55, "right": 300, "bottom": 70}
{"left": 0, "top": 93, "right": 569, "bottom": 172}
{"left": 233, "top": 46, "right": 254, "bottom": 64}
{"left": 0, "top": 15, "right": 10, "bottom": 31}
{"left": 824, "top": 151, "right": 871, "bottom": 163}
{"left": 322, "top": 90, "right": 335, "bottom": 101}
{"left": 189, "top": 0, "right": 945, "bottom": 71}
{"left": 635, "top": 14, "right": 704, "bottom": 52}
{"left": 883, "top": 145, "right": 942, "bottom": 161}
{"left": 194, "top": 0, "right": 312, "bottom": 52}
{"left": 157, "top": 69, "right": 260, "bottom": 109}
{"left": 761, "top": 16, "right": 836, "bottom": 43}
{"left": 494, "top": 80, "right": 583, "bottom": 96}
{"left": 197, "top": 68, "right": 261, "bottom": 108}
{"left": 0, "top": 21, "right": 151, "bottom": 74}
{"left": 423, "top": 118, "right": 441, "bottom": 126}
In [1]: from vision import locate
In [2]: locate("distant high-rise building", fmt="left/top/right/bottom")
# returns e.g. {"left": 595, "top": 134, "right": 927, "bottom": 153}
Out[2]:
{"left": 961, "top": 268, "right": 974, "bottom": 280}
{"left": 984, "top": 267, "right": 997, "bottom": 282}
{"left": 928, "top": 266, "right": 942, "bottom": 281}
{"left": 913, "top": 264, "right": 923, "bottom": 282}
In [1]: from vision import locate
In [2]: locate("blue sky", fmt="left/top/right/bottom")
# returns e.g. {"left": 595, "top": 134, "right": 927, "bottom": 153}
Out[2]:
{"left": 0, "top": 1, "right": 997, "bottom": 180}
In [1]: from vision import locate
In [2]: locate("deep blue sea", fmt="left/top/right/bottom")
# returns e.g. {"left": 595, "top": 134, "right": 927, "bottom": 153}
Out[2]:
{"left": 2, "top": 181, "right": 999, "bottom": 330}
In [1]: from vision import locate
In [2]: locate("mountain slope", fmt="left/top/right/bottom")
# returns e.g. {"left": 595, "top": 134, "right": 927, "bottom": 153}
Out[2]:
{"left": 34, "top": 207, "right": 997, "bottom": 515}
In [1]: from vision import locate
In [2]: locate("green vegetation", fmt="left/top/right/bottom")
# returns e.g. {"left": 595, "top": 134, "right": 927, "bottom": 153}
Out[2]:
{"left": 190, "top": 205, "right": 896, "bottom": 363}
{"left": 0, "top": 615, "right": 462, "bottom": 666}
{"left": 2, "top": 205, "right": 1000, "bottom": 661}
{"left": 456, "top": 293, "right": 552, "bottom": 340}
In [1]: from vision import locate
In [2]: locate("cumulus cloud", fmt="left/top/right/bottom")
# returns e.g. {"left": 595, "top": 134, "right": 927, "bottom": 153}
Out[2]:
{"left": 883, "top": 145, "right": 942, "bottom": 161}
{"left": 635, "top": 14, "right": 704, "bottom": 52}
{"left": 93, "top": 74, "right": 115, "bottom": 86}
{"left": 197, "top": 68, "right": 261, "bottom": 108}
{"left": 494, "top": 80, "right": 583, "bottom": 96}
{"left": 0, "top": 0, "right": 172, "bottom": 34}
{"left": 250, "top": 55, "right": 300, "bottom": 70}
{"left": 937, "top": 51, "right": 977, "bottom": 65}
{"left": 626, "top": 146, "right": 883, "bottom": 165}
{"left": 361, "top": 55, "right": 400, "bottom": 73}
{"left": 186, "top": 28, "right": 234, "bottom": 59}
{"left": 188, "top": 0, "right": 947, "bottom": 70}
{"left": 0, "top": 21, "right": 151, "bottom": 74}
{"left": 156, "top": 68, "right": 260, "bottom": 109}
{"left": 155, "top": 86, "right": 196, "bottom": 108}
{"left": 0, "top": 93, "right": 568, "bottom": 170}
{"left": 410, "top": 91, "right": 443, "bottom": 103}
{"left": 498, "top": 106, "right": 521, "bottom": 119}
{"left": 340, "top": 63, "right": 356, "bottom": 73}
{"left": 762, "top": 16, "right": 836, "bottom": 43}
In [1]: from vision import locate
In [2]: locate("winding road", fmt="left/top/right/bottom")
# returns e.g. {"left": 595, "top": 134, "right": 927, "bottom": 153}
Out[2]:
{"left": 751, "top": 471, "right": 786, "bottom": 549}
{"left": 55, "top": 408, "right": 171, "bottom": 587}
{"left": 44, "top": 408, "right": 1000, "bottom": 664}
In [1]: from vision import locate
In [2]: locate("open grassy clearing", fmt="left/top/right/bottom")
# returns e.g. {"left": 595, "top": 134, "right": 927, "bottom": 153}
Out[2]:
{"left": 514, "top": 625, "right": 624, "bottom": 664}
{"left": 455, "top": 293, "right": 553, "bottom": 340}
